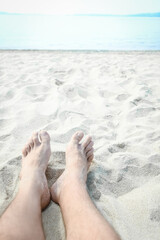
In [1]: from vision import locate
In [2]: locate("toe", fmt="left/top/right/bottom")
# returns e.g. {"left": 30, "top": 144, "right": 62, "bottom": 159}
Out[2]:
{"left": 32, "top": 132, "right": 40, "bottom": 146}
{"left": 22, "top": 147, "right": 27, "bottom": 157}
{"left": 85, "top": 141, "right": 94, "bottom": 153}
{"left": 88, "top": 154, "right": 94, "bottom": 163}
{"left": 39, "top": 130, "right": 50, "bottom": 144}
{"left": 71, "top": 131, "right": 84, "bottom": 144}
{"left": 27, "top": 139, "right": 33, "bottom": 151}
{"left": 82, "top": 136, "right": 92, "bottom": 149}
{"left": 24, "top": 144, "right": 30, "bottom": 155}
{"left": 30, "top": 140, "right": 34, "bottom": 149}
{"left": 86, "top": 148, "right": 94, "bottom": 158}
{"left": 22, "top": 138, "right": 34, "bottom": 157}
{"left": 87, "top": 154, "right": 94, "bottom": 168}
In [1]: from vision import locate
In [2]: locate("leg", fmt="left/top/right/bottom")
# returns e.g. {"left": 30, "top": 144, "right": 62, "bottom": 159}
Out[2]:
{"left": 51, "top": 132, "right": 121, "bottom": 240}
{"left": 0, "top": 131, "right": 51, "bottom": 240}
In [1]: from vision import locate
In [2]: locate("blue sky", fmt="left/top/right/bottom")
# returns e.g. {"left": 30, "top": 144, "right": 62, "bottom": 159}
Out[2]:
{"left": 1, "top": 0, "right": 160, "bottom": 15}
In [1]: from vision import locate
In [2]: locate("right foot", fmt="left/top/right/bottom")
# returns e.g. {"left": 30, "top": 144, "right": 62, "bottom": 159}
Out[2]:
{"left": 50, "top": 131, "right": 94, "bottom": 204}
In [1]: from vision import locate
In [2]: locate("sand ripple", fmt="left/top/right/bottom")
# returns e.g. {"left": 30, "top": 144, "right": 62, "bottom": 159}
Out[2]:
{"left": 0, "top": 51, "right": 160, "bottom": 240}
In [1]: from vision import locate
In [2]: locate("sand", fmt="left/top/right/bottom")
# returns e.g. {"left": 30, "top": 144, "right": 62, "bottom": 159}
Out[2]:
{"left": 0, "top": 50, "right": 160, "bottom": 240}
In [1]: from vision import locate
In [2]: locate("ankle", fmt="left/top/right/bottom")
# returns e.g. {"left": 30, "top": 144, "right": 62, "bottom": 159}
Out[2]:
{"left": 59, "top": 176, "right": 87, "bottom": 203}
{"left": 50, "top": 171, "right": 87, "bottom": 205}
{"left": 65, "top": 169, "right": 87, "bottom": 184}
{"left": 19, "top": 171, "right": 45, "bottom": 193}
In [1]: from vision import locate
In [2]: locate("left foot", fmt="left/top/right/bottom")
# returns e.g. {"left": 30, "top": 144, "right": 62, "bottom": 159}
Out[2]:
{"left": 20, "top": 130, "right": 51, "bottom": 209}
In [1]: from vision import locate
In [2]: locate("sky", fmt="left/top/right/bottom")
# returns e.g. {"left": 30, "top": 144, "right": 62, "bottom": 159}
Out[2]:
{"left": 0, "top": 0, "right": 160, "bottom": 15}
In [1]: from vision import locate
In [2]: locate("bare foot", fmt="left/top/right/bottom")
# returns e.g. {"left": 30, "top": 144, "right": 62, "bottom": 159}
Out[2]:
{"left": 50, "top": 131, "right": 94, "bottom": 204}
{"left": 20, "top": 130, "right": 51, "bottom": 210}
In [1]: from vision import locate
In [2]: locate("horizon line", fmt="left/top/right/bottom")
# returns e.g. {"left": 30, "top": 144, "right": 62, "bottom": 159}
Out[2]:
{"left": 0, "top": 11, "right": 160, "bottom": 17}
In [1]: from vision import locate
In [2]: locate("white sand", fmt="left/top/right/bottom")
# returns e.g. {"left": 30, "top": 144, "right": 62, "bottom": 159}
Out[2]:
{"left": 0, "top": 50, "right": 160, "bottom": 240}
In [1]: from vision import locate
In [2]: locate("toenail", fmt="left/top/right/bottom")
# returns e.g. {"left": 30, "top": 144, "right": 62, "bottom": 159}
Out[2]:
{"left": 77, "top": 132, "right": 83, "bottom": 138}
{"left": 40, "top": 130, "right": 47, "bottom": 136}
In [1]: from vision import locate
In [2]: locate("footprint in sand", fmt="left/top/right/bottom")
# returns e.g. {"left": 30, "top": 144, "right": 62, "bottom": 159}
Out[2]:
{"left": 55, "top": 79, "right": 64, "bottom": 86}
{"left": 150, "top": 208, "right": 160, "bottom": 222}
{"left": 108, "top": 143, "right": 126, "bottom": 153}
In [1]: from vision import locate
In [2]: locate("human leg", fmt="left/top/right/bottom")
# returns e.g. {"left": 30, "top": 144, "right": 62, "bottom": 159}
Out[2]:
{"left": 51, "top": 132, "right": 121, "bottom": 240}
{"left": 0, "top": 131, "right": 51, "bottom": 240}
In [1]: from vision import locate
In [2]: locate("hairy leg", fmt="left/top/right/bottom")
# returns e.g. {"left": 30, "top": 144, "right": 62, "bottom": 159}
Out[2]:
{"left": 51, "top": 131, "right": 121, "bottom": 240}
{"left": 0, "top": 131, "right": 51, "bottom": 240}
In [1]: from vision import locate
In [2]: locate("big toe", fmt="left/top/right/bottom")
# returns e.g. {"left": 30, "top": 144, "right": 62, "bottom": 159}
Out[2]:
{"left": 71, "top": 131, "right": 84, "bottom": 144}
{"left": 39, "top": 130, "right": 50, "bottom": 144}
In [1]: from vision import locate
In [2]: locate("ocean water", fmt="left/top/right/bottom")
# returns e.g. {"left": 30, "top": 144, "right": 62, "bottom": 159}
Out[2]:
{"left": 0, "top": 15, "right": 160, "bottom": 50}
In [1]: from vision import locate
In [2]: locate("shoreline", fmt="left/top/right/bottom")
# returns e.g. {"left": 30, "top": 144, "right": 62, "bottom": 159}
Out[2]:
{"left": 0, "top": 49, "right": 160, "bottom": 54}
{"left": 0, "top": 49, "right": 160, "bottom": 52}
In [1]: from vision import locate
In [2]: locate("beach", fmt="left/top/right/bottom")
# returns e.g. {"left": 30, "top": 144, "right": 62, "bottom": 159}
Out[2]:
{"left": 0, "top": 50, "right": 160, "bottom": 239}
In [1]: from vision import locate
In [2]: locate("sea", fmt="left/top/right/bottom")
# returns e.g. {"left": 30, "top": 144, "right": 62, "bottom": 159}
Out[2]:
{"left": 0, "top": 14, "right": 160, "bottom": 50}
